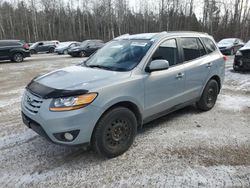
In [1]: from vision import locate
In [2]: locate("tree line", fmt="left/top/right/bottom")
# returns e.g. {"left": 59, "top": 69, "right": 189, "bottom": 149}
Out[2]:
{"left": 0, "top": 0, "right": 249, "bottom": 42}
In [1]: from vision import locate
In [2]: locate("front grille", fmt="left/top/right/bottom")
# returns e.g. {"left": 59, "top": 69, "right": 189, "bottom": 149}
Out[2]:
{"left": 242, "top": 50, "right": 250, "bottom": 59}
{"left": 24, "top": 90, "right": 43, "bottom": 114}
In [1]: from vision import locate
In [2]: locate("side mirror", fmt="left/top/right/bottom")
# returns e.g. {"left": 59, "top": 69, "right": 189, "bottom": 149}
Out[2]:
{"left": 146, "top": 59, "right": 170, "bottom": 72}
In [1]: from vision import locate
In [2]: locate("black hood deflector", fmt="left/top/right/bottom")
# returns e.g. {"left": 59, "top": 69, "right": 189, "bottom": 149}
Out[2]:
{"left": 26, "top": 80, "right": 89, "bottom": 99}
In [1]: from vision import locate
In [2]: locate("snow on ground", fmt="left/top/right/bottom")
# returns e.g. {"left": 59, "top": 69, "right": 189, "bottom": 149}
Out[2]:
{"left": 0, "top": 54, "right": 249, "bottom": 187}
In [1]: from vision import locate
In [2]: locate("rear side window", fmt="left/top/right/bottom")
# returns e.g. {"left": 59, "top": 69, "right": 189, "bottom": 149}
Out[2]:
{"left": 0, "top": 41, "right": 20, "bottom": 46}
{"left": 180, "top": 38, "right": 203, "bottom": 61}
{"left": 152, "top": 39, "right": 178, "bottom": 67}
{"left": 201, "top": 37, "right": 217, "bottom": 54}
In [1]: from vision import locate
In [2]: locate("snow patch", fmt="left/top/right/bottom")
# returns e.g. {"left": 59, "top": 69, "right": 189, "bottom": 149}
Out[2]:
{"left": 217, "top": 94, "right": 250, "bottom": 111}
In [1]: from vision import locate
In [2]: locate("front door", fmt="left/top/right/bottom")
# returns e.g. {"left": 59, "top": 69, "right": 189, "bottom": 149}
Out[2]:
{"left": 144, "top": 38, "right": 186, "bottom": 118}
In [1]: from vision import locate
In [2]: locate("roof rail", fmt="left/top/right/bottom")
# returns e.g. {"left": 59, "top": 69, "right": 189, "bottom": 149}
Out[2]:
{"left": 166, "top": 31, "right": 209, "bottom": 35}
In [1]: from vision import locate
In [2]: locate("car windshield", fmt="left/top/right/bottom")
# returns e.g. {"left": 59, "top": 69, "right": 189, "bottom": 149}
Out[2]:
{"left": 80, "top": 41, "right": 89, "bottom": 47}
{"left": 244, "top": 41, "right": 250, "bottom": 47}
{"left": 218, "top": 39, "right": 235, "bottom": 45}
{"left": 30, "top": 42, "right": 39, "bottom": 48}
{"left": 57, "top": 42, "right": 72, "bottom": 48}
{"left": 84, "top": 40, "right": 152, "bottom": 72}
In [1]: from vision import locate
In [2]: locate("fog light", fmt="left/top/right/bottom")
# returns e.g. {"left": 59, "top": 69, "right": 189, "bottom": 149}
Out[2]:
{"left": 64, "top": 133, "right": 74, "bottom": 141}
{"left": 53, "top": 130, "right": 80, "bottom": 142}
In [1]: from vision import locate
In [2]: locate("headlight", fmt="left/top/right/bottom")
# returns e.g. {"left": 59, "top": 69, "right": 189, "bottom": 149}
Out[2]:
{"left": 49, "top": 93, "right": 98, "bottom": 111}
{"left": 236, "top": 51, "right": 242, "bottom": 56}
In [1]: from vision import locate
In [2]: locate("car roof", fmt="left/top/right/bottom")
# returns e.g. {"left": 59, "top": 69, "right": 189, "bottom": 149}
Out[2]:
{"left": 0, "top": 40, "right": 22, "bottom": 42}
{"left": 114, "top": 31, "right": 211, "bottom": 41}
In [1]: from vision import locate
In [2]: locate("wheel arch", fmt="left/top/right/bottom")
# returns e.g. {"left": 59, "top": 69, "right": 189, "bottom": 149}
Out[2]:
{"left": 90, "top": 100, "right": 143, "bottom": 144}
{"left": 202, "top": 75, "right": 221, "bottom": 95}
{"left": 210, "top": 75, "right": 221, "bottom": 93}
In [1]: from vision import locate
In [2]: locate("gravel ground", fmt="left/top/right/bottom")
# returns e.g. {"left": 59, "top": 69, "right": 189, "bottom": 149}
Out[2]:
{"left": 0, "top": 54, "right": 249, "bottom": 187}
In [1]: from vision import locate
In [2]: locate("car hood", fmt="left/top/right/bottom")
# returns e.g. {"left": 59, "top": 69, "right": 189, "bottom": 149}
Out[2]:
{"left": 239, "top": 45, "right": 250, "bottom": 51}
{"left": 218, "top": 43, "right": 232, "bottom": 48}
{"left": 33, "top": 65, "right": 131, "bottom": 91}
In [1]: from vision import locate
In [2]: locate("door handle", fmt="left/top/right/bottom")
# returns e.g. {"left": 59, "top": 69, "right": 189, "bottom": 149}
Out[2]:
{"left": 206, "top": 62, "right": 212, "bottom": 68}
{"left": 176, "top": 72, "right": 184, "bottom": 79}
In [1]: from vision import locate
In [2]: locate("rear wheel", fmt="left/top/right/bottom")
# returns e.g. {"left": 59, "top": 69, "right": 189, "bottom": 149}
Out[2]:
{"left": 30, "top": 49, "right": 36, "bottom": 54}
{"left": 92, "top": 107, "right": 137, "bottom": 158}
{"left": 63, "top": 50, "right": 68, "bottom": 55}
{"left": 12, "top": 53, "right": 24, "bottom": 63}
{"left": 197, "top": 79, "right": 219, "bottom": 111}
{"left": 49, "top": 48, "right": 54, "bottom": 53}
{"left": 79, "top": 51, "right": 86, "bottom": 57}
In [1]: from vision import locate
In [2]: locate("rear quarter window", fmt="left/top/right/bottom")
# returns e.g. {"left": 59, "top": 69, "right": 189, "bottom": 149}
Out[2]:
{"left": 201, "top": 37, "right": 217, "bottom": 54}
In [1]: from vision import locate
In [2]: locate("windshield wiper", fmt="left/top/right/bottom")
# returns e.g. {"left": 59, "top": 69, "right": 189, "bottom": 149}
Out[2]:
{"left": 88, "top": 65, "right": 114, "bottom": 70}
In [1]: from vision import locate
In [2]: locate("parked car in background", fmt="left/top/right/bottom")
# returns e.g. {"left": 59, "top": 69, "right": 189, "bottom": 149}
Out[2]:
{"left": 234, "top": 40, "right": 250, "bottom": 71}
{"left": 0, "top": 40, "right": 30, "bottom": 62}
{"left": 68, "top": 40, "right": 104, "bottom": 57}
{"left": 54, "top": 41, "right": 81, "bottom": 55}
{"left": 217, "top": 38, "right": 244, "bottom": 55}
{"left": 21, "top": 32, "right": 225, "bottom": 158}
{"left": 29, "top": 40, "right": 60, "bottom": 54}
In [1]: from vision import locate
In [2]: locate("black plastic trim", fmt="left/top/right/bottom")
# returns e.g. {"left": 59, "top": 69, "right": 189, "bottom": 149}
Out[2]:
{"left": 26, "top": 80, "right": 89, "bottom": 99}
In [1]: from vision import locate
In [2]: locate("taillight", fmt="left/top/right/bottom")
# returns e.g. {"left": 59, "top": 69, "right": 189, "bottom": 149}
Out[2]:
{"left": 23, "top": 43, "right": 29, "bottom": 50}
{"left": 223, "top": 55, "right": 228, "bottom": 61}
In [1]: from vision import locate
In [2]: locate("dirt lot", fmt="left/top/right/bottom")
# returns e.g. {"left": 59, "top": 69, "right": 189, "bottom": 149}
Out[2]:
{"left": 0, "top": 54, "right": 249, "bottom": 187}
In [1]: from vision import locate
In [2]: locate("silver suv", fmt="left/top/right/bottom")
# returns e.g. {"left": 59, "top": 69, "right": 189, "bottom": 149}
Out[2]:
{"left": 21, "top": 32, "right": 225, "bottom": 158}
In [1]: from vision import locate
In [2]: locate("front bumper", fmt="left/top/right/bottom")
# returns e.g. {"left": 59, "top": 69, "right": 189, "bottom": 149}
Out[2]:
{"left": 21, "top": 91, "right": 102, "bottom": 145}
{"left": 234, "top": 56, "right": 250, "bottom": 70}
{"left": 23, "top": 50, "right": 31, "bottom": 58}
{"left": 54, "top": 49, "right": 64, "bottom": 54}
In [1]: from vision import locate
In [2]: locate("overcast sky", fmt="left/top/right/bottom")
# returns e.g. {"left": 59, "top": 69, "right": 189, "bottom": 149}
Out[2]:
{"left": 1, "top": 0, "right": 204, "bottom": 19}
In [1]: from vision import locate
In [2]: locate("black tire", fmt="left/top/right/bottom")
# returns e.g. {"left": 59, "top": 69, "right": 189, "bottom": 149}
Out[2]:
{"left": 63, "top": 50, "right": 68, "bottom": 55}
{"left": 196, "top": 79, "right": 219, "bottom": 111}
{"left": 12, "top": 53, "right": 24, "bottom": 63}
{"left": 92, "top": 107, "right": 137, "bottom": 158}
{"left": 30, "top": 49, "right": 36, "bottom": 54}
{"left": 79, "top": 51, "right": 86, "bottom": 57}
{"left": 233, "top": 64, "right": 240, "bottom": 72}
{"left": 49, "top": 48, "right": 54, "bottom": 53}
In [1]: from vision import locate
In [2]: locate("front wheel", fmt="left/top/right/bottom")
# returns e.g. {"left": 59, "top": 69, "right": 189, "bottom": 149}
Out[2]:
{"left": 196, "top": 79, "right": 219, "bottom": 111}
{"left": 49, "top": 48, "right": 54, "bottom": 53}
{"left": 12, "top": 53, "right": 24, "bottom": 63}
{"left": 92, "top": 107, "right": 137, "bottom": 158}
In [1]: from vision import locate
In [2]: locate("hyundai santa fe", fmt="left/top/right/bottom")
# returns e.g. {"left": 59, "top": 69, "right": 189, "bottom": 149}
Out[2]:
{"left": 21, "top": 32, "right": 225, "bottom": 158}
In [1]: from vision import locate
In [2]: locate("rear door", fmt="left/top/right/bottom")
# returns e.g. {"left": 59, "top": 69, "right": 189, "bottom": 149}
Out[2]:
{"left": 0, "top": 41, "right": 14, "bottom": 59}
{"left": 179, "top": 37, "right": 211, "bottom": 101}
{"left": 36, "top": 42, "right": 44, "bottom": 52}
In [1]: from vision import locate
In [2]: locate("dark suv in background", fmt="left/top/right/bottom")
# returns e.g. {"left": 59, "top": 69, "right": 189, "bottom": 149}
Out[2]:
{"left": 29, "top": 41, "right": 59, "bottom": 54}
{"left": 0, "top": 40, "right": 30, "bottom": 62}
{"left": 68, "top": 40, "right": 104, "bottom": 57}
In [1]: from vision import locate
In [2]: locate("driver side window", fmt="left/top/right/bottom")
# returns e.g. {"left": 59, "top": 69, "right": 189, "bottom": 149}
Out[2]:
{"left": 152, "top": 39, "right": 178, "bottom": 67}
